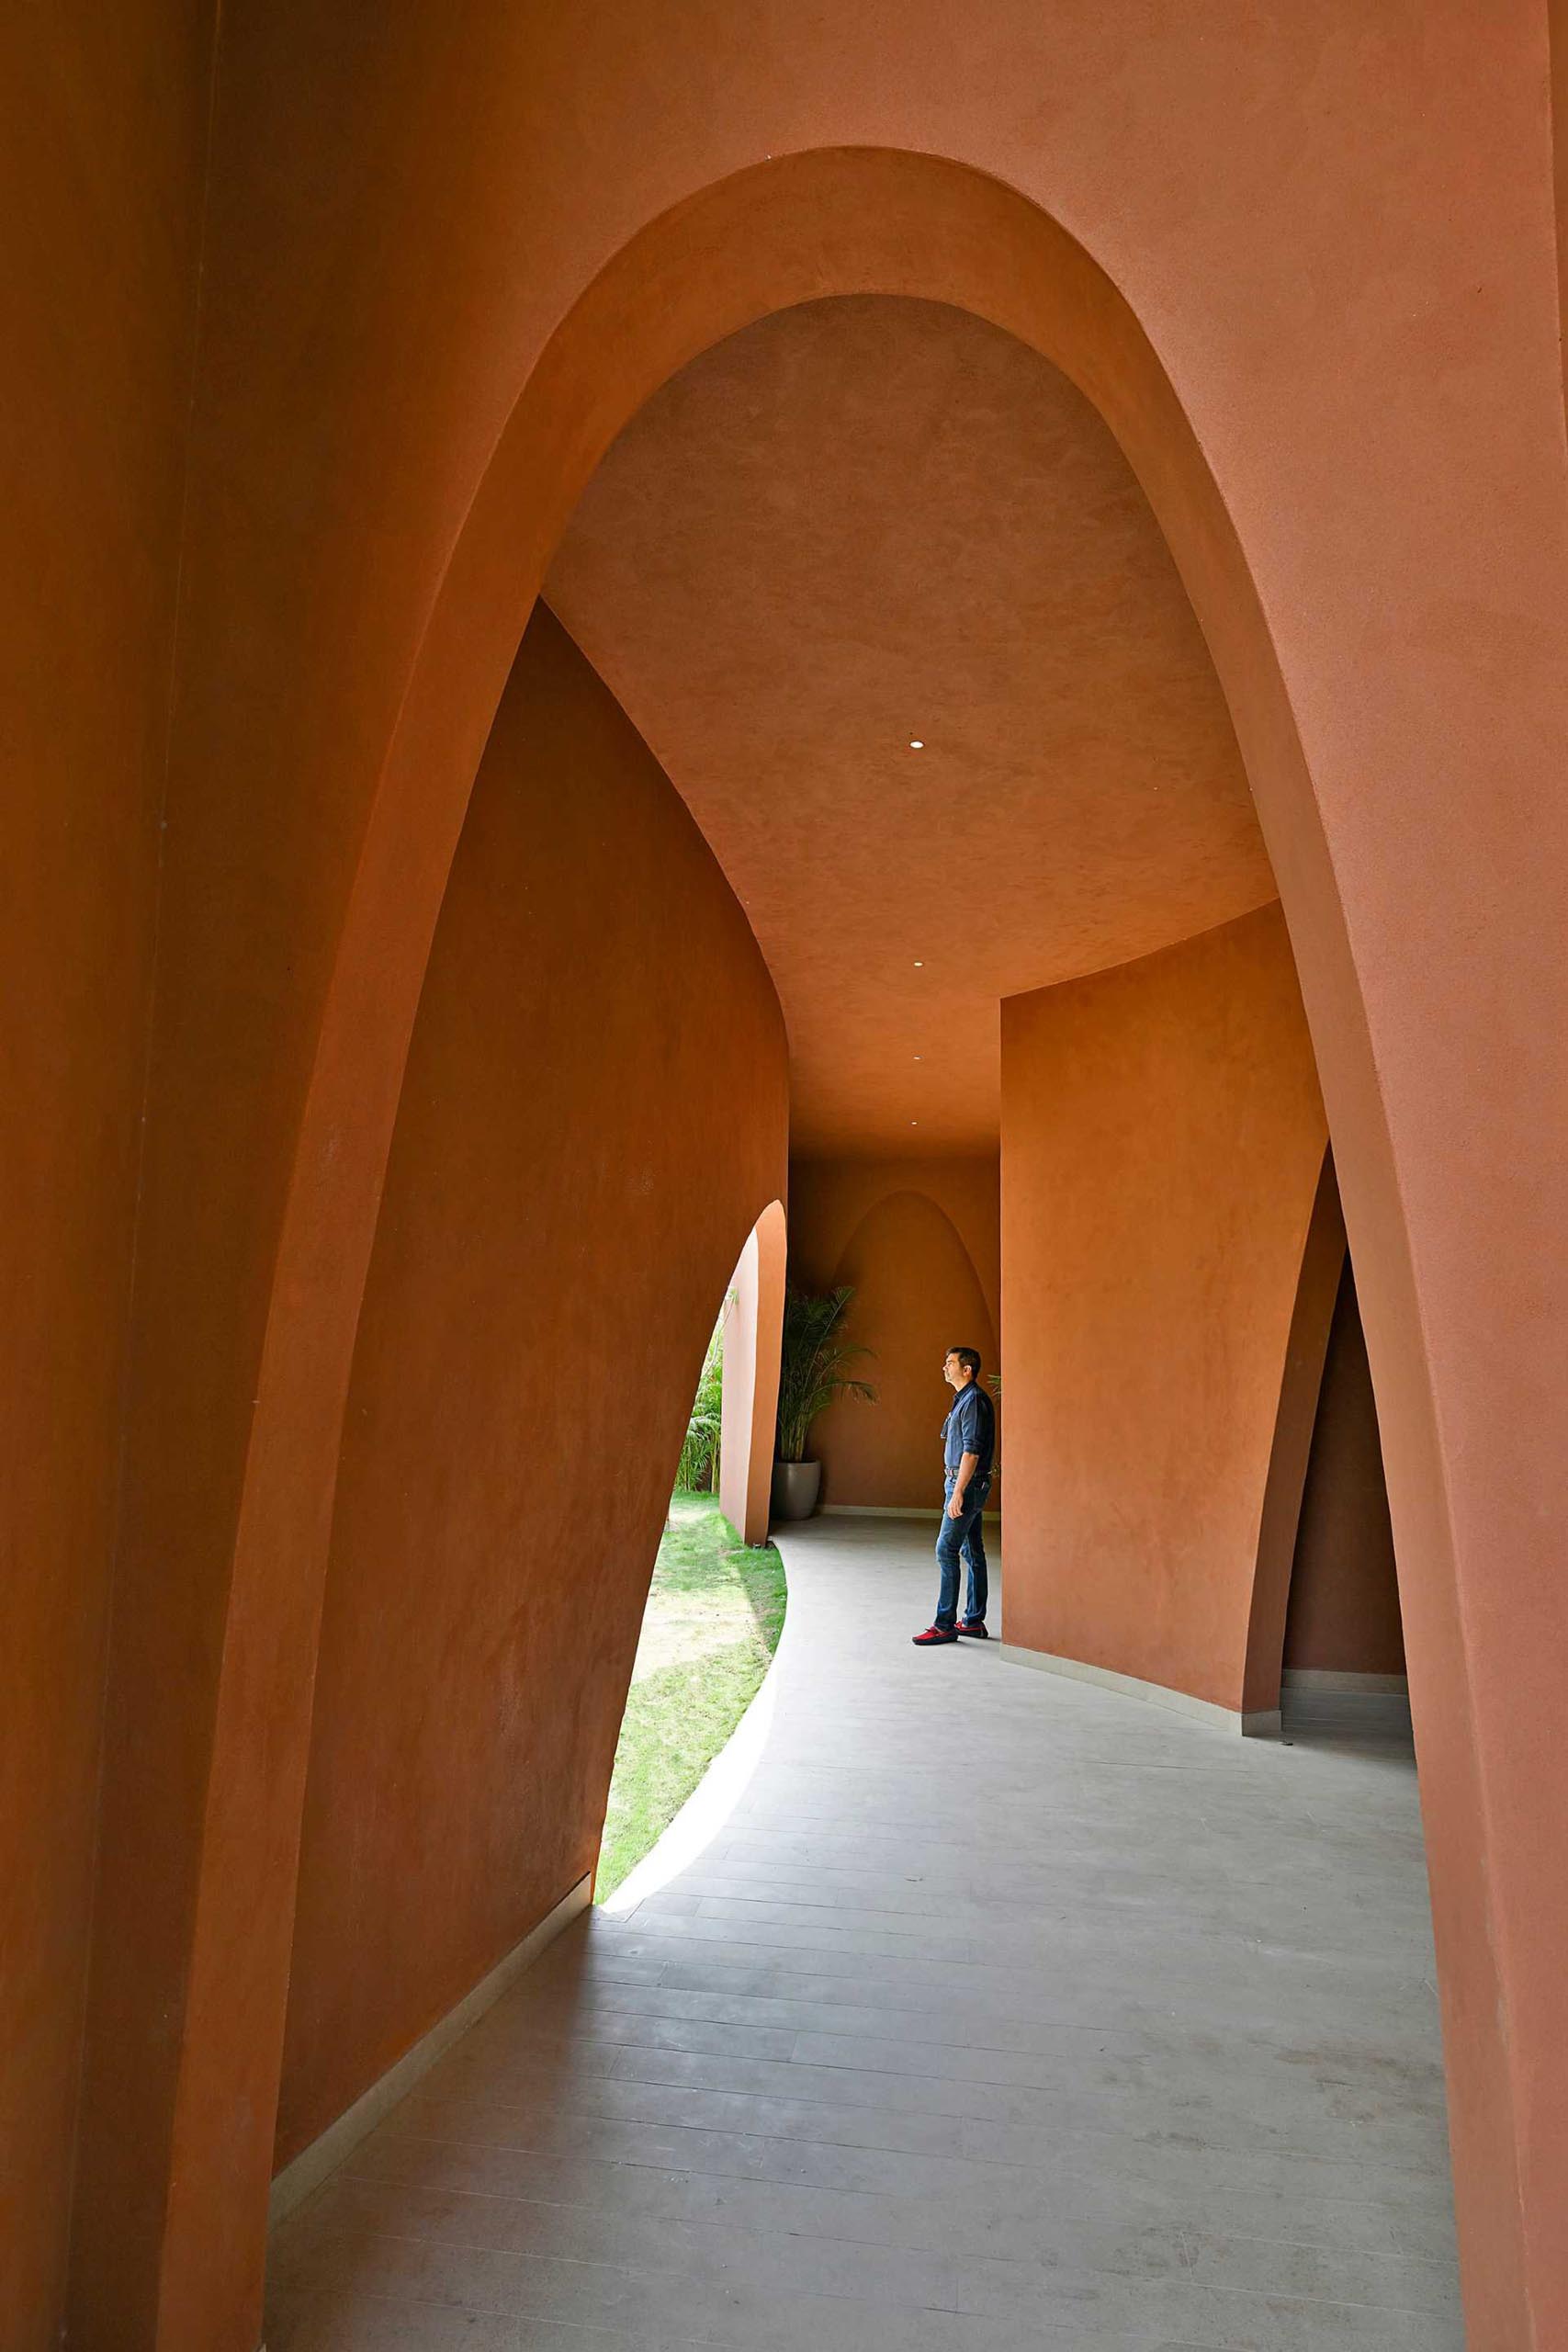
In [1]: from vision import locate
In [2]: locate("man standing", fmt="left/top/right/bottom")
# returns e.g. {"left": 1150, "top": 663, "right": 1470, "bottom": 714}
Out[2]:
{"left": 912, "top": 1347, "right": 996, "bottom": 1645}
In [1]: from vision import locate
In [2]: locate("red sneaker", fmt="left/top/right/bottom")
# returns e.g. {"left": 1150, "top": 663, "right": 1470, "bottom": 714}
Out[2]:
{"left": 955, "top": 1618, "right": 988, "bottom": 1638}
{"left": 912, "top": 1623, "right": 958, "bottom": 1645}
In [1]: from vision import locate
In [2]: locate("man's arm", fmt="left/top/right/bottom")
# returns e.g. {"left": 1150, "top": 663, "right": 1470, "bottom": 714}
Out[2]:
{"left": 948, "top": 1449, "right": 981, "bottom": 1518}
{"left": 948, "top": 1386, "right": 983, "bottom": 1517}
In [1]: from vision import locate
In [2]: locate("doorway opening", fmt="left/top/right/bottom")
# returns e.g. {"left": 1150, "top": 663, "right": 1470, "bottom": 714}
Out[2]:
{"left": 1280, "top": 1250, "right": 1411, "bottom": 1751}
{"left": 261, "top": 219, "right": 1460, "bottom": 2344}
{"left": 594, "top": 1295, "right": 787, "bottom": 1906}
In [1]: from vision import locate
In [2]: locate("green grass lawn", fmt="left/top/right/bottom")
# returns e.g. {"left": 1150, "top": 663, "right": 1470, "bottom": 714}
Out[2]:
{"left": 595, "top": 1490, "right": 786, "bottom": 1905}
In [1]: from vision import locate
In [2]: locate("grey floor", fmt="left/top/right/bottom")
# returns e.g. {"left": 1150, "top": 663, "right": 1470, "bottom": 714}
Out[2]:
{"left": 267, "top": 1516, "right": 1462, "bottom": 2350}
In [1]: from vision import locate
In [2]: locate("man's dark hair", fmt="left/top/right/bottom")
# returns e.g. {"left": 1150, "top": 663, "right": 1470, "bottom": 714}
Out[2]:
{"left": 948, "top": 1346, "right": 982, "bottom": 1377}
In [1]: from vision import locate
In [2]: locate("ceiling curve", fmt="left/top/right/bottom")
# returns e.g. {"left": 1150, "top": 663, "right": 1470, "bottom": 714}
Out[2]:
{"left": 547, "top": 295, "right": 1276, "bottom": 1153}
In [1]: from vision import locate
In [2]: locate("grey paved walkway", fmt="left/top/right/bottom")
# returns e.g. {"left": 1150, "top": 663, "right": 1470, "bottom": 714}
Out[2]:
{"left": 267, "top": 1516, "right": 1461, "bottom": 2350}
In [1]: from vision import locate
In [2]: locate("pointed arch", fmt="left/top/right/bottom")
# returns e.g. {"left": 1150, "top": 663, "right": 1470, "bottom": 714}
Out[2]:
{"left": 1243, "top": 1146, "right": 1348, "bottom": 1717}
{"left": 120, "top": 147, "right": 1527, "bottom": 2347}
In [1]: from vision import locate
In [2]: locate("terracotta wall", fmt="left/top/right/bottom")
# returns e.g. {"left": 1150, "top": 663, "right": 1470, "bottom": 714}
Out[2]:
{"left": 1555, "top": 0, "right": 1568, "bottom": 438}
{"left": 718, "top": 1203, "right": 787, "bottom": 1545}
{"left": 29, "top": 14, "right": 1566, "bottom": 2346}
{"left": 0, "top": 6, "right": 211, "bottom": 2346}
{"left": 787, "top": 1157, "right": 998, "bottom": 1510}
{"left": 1000, "top": 906, "right": 1325, "bottom": 1711}
{"left": 275, "top": 607, "right": 785, "bottom": 2164}
{"left": 1284, "top": 1261, "right": 1404, "bottom": 1677}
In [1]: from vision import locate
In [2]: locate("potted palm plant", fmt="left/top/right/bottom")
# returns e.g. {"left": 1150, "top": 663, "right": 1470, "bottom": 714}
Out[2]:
{"left": 772, "top": 1285, "right": 876, "bottom": 1521}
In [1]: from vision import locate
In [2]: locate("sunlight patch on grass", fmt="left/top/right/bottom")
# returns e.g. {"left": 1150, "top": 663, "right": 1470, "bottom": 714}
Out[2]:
{"left": 594, "top": 1491, "right": 785, "bottom": 1905}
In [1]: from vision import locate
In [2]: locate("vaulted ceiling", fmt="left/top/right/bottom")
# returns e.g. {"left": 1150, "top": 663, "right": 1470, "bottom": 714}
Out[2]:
{"left": 547, "top": 296, "right": 1275, "bottom": 1154}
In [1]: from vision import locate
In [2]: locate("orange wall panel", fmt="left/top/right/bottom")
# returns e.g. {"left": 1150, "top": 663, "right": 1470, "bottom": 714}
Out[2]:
{"left": 0, "top": 6, "right": 211, "bottom": 2345}
{"left": 718, "top": 1203, "right": 787, "bottom": 1546}
{"left": 1000, "top": 907, "right": 1325, "bottom": 1712}
{"left": 32, "top": 14, "right": 1565, "bottom": 2340}
{"left": 275, "top": 608, "right": 785, "bottom": 2165}
{"left": 788, "top": 1158, "right": 998, "bottom": 1510}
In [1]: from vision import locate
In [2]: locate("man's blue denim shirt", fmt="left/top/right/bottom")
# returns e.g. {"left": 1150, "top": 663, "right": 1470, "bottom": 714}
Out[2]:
{"left": 942, "top": 1379, "right": 995, "bottom": 1479}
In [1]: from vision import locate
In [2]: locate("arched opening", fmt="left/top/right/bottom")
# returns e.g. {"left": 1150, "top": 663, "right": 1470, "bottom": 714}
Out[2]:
{"left": 594, "top": 1204, "right": 789, "bottom": 1911}
{"left": 264, "top": 273, "right": 1457, "bottom": 2341}
{"left": 135, "top": 152, "right": 1507, "bottom": 2351}
{"left": 266, "top": 605, "right": 787, "bottom": 2195}
{"left": 1248, "top": 1152, "right": 1410, "bottom": 1747}
{"left": 792, "top": 1184, "right": 998, "bottom": 1515}
{"left": 1280, "top": 1249, "right": 1410, "bottom": 1744}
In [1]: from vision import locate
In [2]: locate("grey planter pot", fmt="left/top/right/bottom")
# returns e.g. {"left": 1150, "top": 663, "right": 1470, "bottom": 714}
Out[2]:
{"left": 771, "top": 1459, "right": 822, "bottom": 1521}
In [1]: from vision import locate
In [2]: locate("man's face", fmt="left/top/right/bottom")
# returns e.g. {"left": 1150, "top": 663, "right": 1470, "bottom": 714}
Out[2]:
{"left": 942, "top": 1352, "right": 968, "bottom": 1390}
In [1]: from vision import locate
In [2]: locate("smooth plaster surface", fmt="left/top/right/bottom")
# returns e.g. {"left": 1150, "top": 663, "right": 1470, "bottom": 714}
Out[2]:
{"left": 276, "top": 609, "right": 786, "bottom": 2169}
{"left": 719, "top": 1204, "right": 788, "bottom": 1548}
{"left": 265, "top": 1518, "right": 1460, "bottom": 2352}
{"left": 548, "top": 297, "right": 1272, "bottom": 1151}
{"left": 786, "top": 1159, "right": 1000, "bottom": 1510}
{"left": 0, "top": 6, "right": 213, "bottom": 2344}
{"left": 790, "top": 1157, "right": 1001, "bottom": 1339}
{"left": 17, "top": 12, "right": 1566, "bottom": 2347}
{"left": 1000, "top": 908, "right": 1327, "bottom": 1713}
{"left": 270, "top": 1880, "right": 592, "bottom": 2231}
{"left": 1284, "top": 1264, "right": 1404, "bottom": 1679}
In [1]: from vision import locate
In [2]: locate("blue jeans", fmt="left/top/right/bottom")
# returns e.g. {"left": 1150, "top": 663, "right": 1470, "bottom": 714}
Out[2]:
{"left": 934, "top": 1476, "right": 990, "bottom": 1629}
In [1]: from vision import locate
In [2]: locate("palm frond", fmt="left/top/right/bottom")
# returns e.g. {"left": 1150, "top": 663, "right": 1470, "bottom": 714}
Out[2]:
{"left": 775, "top": 1284, "right": 878, "bottom": 1461}
{"left": 677, "top": 1308, "right": 728, "bottom": 1489}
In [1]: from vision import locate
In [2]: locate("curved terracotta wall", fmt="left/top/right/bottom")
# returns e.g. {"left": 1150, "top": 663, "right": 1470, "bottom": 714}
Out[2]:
{"left": 0, "top": 10, "right": 210, "bottom": 2346}
{"left": 786, "top": 1159, "right": 999, "bottom": 1510}
{"left": 1284, "top": 1261, "right": 1404, "bottom": 1677}
{"left": 275, "top": 606, "right": 785, "bottom": 2165}
{"left": 1000, "top": 906, "right": 1326, "bottom": 1711}
{"left": 18, "top": 17, "right": 1564, "bottom": 2348}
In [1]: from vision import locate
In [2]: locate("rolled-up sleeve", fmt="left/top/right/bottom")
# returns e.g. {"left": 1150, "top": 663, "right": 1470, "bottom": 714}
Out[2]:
{"left": 955, "top": 1390, "right": 983, "bottom": 1454}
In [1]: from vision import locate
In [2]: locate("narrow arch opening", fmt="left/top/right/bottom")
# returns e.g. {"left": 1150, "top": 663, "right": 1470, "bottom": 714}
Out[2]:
{"left": 597, "top": 1205, "right": 789, "bottom": 1911}
{"left": 264, "top": 269, "right": 1454, "bottom": 2344}
{"left": 267, "top": 605, "right": 788, "bottom": 2195}
{"left": 1280, "top": 1251, "right": 1410, "bottom": 1747}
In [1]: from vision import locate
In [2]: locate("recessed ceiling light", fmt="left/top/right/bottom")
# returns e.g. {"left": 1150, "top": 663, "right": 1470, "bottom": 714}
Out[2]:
{"left": 913, "top": 960, "right": 923, "bottom": 968}
{"left": 908, "top": 739, "right": 924, "bottom": 750}
{"left": 913, "top": 1055, "right": 922, "bottom": 1062}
